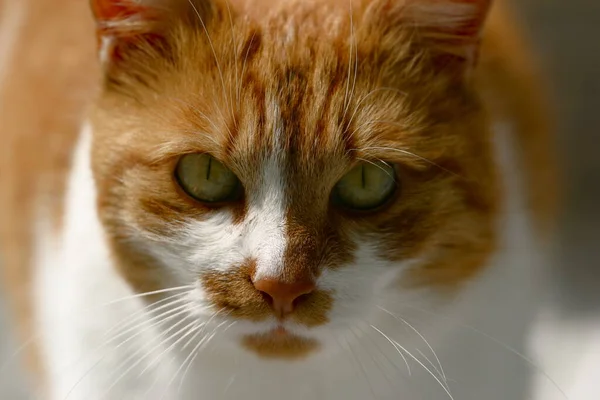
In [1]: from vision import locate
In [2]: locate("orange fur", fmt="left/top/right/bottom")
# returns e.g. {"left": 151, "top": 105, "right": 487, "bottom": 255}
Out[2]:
{"left": 0, "top": 0, "right": 558, "bottom": 378}
{"left": 242, "top": 329, "right": 320, "bottom": 359}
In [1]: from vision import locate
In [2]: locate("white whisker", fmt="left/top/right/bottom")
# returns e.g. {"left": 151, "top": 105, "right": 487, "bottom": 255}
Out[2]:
{"left": 137, "top": 319, "right": 200, "bottom": 378}
{"left": 367, "top": 324, "right": 411, "bottom": 376}
{"left": 98, "top": 313, "right": 199, "bottom": 400}
{"left": 341, "top": 0, "right": 356, "bottom": 122}
{"left": 175, "top": 310, "right": 230, "bottom": 394}
{"left": 358, "top": 145, "right": 464, "bottom": 179}
{"left": 169, "top": 319, "right": 231, "bottom": 398}
{"left": 356, "top": 157, "right": 397, "bottom": 181}
{"left": 404, "top": 304, "right": 569, "bottom": 399}
{"left": 239, "top": 31, "right": 256, "bottom": 99}
{"left": 371, "top": 325, "right": 454, "bottom": 399}
{"left": 0, "top": 286, "right": 192, "bottom": 381}
{"left": 223, "top": 0, "right": 239, "bottom": 109}
{"left": 416, "top": 349, "right": 447, "bottom": 384}
{"left": 350, "top": 326, "right": 398, "bottom": 386}
{"left": 101, "top": 285, "right": 193, "bottom": 308}
{"left": 63, "top": 303, "right": 194, "bottom": 400}
{"left": 187, "top": 0, "right": 235, "bottom": 138}
{"left": 340, "top": 332, "right": 378, "bottom": 398}
{"left": 104, "top": 293, "right": 188, "bottom": 338}
{"left": 377, "top": 306, "right": 447, "bottom": 383}
{"left": 346, "top": 88, "right": 407, "bottom": 135}
{"left": 107, "top": 303, "right": 190, "bottom": 346}
{"left": 59, "top": 296, "right": 189, "bottom": 398}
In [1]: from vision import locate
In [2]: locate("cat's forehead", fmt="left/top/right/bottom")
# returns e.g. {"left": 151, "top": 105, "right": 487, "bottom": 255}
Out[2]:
{"left": 171, "top": 17, "right": 415, "bottom": 169}
{"left": 100, "top": 0, "right": 473, "bottom": 183}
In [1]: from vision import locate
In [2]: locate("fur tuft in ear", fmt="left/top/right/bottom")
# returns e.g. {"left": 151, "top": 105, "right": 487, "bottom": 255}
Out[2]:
{"left": 90, "top": 0, "right": 216, "bottom": 66}
{"left": 403, "top": 0, "right": 492, "bottom": 63}
{"left": 90, "top": 0, "right": 165, "bottom": 65}
{"left": 367, "top": 0, "right": 492, "bottom": 68}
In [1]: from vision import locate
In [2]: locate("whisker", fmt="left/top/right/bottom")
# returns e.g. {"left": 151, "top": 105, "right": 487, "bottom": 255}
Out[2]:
{"left": 404, "top": 304, "right": 569, "bottom": 399}
{"left": 366, "top": 323, "right": 411, "bottom": 376}
{"left": 348, "top": 0, "right": 359, "bottom": 118}
{"left": 137, "top": 319, "right": 200, "bottom": 378}
{"left": 0, "top": 286, "right": 193, "bottom": 381}
{"left": 173, "top": 324, "right": 206, "bottom": 394}
{"left": 59, "top": 296, "right": 189, "bottom": 395}
{"left": 416, "top": 349, "right": 447, "bottom": 385}
{"left": 223, "top": 373, "right": 237, "bottom": 395}
{"left": 346, "top": 88, "right": 407, "bottom": 135}
{"left": 104, "top": 293, "right": 188, "bottom": 338}
{"left": 97, "top": 313, "right": 199, "bottom": 400}
{"left": 370, "top": 325, "right": 454, "bottom": 400}
{"left": 356, "top": 157, "right": 397, "bottom": 181}
{"left": 168, "top": 319, "right": 231, "bottom": 399}
{"left": 356, "top": 323, "right": 411, "bottom": 377}
{"left": 223, "top": 0, "right": 239, "bottom": 109}
{"left": 239, "top": 31, "right": 256, "bottom": 99}
{"left": 377, "top": 306, "right": 447, "bottom": 383}
{"left": 341, "top": 0, "right": 356, "bottom": 122}
{"left": 101, "top": 285, "right": 193, "bottom": 308}
{"left": 340, "top": 332, "right": 378, "bottom": 398}
{"left": 187, "top": 0, "right": 235, "bottom": 137}
{"left": 107, "top": 303, "right": 190, "bottom": 345}
{"left": 356, "top": 146, "right": 465, "bottom": 179}
{"left": 175, "top": 310, "right": 229, "bottom": 394}
{"left": 63, "top": 303, "right": 195, "bottom": 400}
{"left": 350, "top": 326, "right": 398, "bottom": 386}
{"left": 181, "top": 307, "right": 224, "bottom": 350}
{"left": 166, "top": 97, "right": 224, "bottom": 136}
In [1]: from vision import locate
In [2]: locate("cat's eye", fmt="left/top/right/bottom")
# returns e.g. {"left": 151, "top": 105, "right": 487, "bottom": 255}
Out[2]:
{"left": 175, "top": 154, "right": 241, "bottom": 203}
{"left": 332, "top": 162, "right": 397, "bottom": 211}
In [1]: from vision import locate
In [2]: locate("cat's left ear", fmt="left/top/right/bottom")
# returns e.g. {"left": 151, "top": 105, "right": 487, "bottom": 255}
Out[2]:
{"left": 90, "top": 0, "right": 215, "bottom": 65}
{"left": 403, "top": 0, "right": 492, "bottom": 65}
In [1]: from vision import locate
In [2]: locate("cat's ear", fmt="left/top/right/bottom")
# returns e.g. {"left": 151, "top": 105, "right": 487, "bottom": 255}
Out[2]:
{"left": 403, "top": 0, "right": 492, "bottom": 64}
{"left": 90, "top": 0, "right": 215, "bottom": 65}
{"left": 369, "top": 0, "right": 492, "bottom": 68}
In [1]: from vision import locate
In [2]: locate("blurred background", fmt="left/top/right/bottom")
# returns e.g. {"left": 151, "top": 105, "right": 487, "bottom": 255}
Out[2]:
{"left": 0, "top": 0, "right": 598, "bottom": 398}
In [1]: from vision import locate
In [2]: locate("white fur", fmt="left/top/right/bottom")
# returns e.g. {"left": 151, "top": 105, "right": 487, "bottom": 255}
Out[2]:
{"left": 248, "top": 101, "right": 288, "bottom": 280}
{"left": 35, "top": 126, "right": 178, "bottom": 399}
{"left": 34, "top": 121, "right": 581, "bottom": 400}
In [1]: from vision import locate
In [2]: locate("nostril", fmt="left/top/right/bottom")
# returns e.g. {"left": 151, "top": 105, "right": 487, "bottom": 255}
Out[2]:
{"left": 292, "top": 293, "right": 311, "bottom": 309}
{"left": 259, "top": 290, "right": 274, "bottom": 306}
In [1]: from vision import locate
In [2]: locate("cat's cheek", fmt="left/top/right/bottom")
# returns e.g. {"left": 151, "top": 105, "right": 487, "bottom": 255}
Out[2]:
{"left": 317, "top": 244, "right": 415, "bottom": 323}
{"left": 169, "top": 213, "right": 247, "bottom": 274}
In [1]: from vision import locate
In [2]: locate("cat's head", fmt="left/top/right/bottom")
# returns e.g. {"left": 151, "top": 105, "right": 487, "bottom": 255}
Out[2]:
{"left": 89, "top": 0, "right": 499, "bottom": 360}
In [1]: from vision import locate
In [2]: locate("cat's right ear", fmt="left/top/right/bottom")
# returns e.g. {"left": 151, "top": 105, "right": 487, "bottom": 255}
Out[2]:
{"left": 90, "top": 0, "right": 215, "bottom": 66}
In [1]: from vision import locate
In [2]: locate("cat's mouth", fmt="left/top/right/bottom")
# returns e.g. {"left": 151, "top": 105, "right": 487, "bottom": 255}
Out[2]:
{"left": 240, "top": 326, "right": 320, "bottom": 360}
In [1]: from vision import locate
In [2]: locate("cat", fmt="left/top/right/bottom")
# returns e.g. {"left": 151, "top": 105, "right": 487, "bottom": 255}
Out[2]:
{"left": 0, "top": 0, "right": 569, "bottom": 399}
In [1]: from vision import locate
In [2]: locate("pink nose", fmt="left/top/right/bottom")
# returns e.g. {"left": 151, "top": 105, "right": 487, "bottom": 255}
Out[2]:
{"left": 253, "top": 279, "right": 315, "bottom": 318}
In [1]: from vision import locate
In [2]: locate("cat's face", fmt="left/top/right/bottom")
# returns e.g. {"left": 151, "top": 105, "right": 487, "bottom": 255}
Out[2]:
{"left": 90, "top": 0, "right": 498, "bottom": 359}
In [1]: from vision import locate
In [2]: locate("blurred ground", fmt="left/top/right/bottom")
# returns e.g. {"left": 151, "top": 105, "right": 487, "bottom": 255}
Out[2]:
{"left": 0, "top": 0, "right": 598, "bottom": 398}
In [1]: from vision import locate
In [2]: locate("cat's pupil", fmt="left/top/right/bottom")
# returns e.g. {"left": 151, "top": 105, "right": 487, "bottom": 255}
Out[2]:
{"left": 361, "top": 165, "right": 366, "bottom": 189}
{"left": 206, "top": 157, "right": 212, "bottom": 180}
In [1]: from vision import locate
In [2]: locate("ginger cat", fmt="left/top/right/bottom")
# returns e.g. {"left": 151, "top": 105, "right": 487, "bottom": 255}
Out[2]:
{"left": 0, "top": 0, "right": 571, "bottom": 399}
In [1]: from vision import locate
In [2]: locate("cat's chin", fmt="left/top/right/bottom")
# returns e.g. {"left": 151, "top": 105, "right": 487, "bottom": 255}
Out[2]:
{"left": 240, "top": 326, "right": 321, "bottom": 360}
{"left": 210, "top": 319, "right": 330, "bottom": 360}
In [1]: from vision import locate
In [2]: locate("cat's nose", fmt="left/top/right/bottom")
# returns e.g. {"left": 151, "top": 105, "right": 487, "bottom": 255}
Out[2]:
{"left": 253, "top": 279, "right": 315, "bottom": 318}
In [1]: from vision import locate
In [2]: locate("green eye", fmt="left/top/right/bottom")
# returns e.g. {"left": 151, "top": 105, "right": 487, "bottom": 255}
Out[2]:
{"left": 175, "top": 154, "right": 241, "bottom": 203}
{"left": 332, "top": 162, "right": 397, "bottom": 210}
